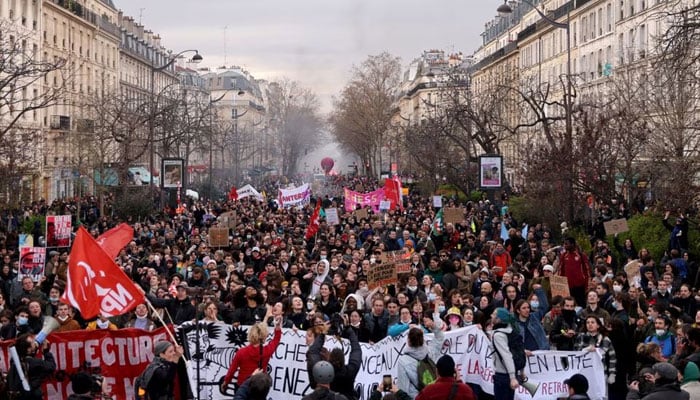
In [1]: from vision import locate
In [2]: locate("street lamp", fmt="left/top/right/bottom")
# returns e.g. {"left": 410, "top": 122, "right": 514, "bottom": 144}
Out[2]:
{"left": 149, "top": 49, "right": 202, "bottom": 208}
{"left": 208, "top": 89, "right": 244, "bottom": 200}
{"left": 497, "top": 0, "right": 574, "bottom": 221}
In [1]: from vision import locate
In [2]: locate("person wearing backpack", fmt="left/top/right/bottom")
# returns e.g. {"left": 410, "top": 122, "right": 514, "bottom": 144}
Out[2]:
{"left": 135, "top": 340, "right": 184, "bottom": 400}
{"left": 490, "top": 307, "right": 525, "bottom": 400}
{"left": 397, "top": 308, "right": 444, "bottom": 398}
{"left": 416, "top": 355, "right": 476, "bottom": 400}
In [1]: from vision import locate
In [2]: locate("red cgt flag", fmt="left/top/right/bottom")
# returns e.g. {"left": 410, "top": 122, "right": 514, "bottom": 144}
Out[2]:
{"left": 305, "top": 199, "right": 322, "bottom": 240}
{"left": 228, "top": 186, "right": 238, "bottom": 201}
{"left": 95, "top": 223, "right": 134, "bottom": 260}
{"left": 61, "top": 227, "right": 144, "bottom": 319}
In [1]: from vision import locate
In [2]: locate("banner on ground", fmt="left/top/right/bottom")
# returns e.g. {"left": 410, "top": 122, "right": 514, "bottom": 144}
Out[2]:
{"left": 177, "top": 323, "right": 606, "bottom": 400}
{"left": 344, "top": 188, "right": 384, "bottom": 212}
{"left": 0, "top": 327, "right": 170, "bottom": 400}
{"left": 46, "top": 215, "right": 72, "bottom": 247}
{"left": 278, "top": 184, "right": 311, "bottom": 207}
{"left": 18, "top": 246, "right": 46, "bottom": 281}
{"left": 237, "top": 184, "right": 264, "bottom": 201}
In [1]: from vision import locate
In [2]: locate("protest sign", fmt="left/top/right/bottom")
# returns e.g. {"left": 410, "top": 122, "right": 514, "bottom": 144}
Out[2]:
{"left": 379, "top": 200, "right": 391, "bottom": 211}
{"left": 344, "top": 187, "right": 385, "bottom": 212}
{"left": 18, "top": 247, "right": 46, "bottom": 282}
{"left": 218, "top": 211, "right": 237, "bottom": 229}
{"left": 432, "top": 195, "right": 442, "bottom": 208}
{"left": 278, "top": 184, "right": 311, "bottom": 207}
{"left": 174, "top": 323, "right": 606, "bottom": 400}
{"left": 353, "top": 208, "right": 369, "bottom": 220}
{"left": 237, "top": 184, "right": 264, "bottom": 201}
{"left": 382, "top": 249, "right": 412, "bottom": 274}
{"left": 209, "top": 227, "right": 229, "bottom": 247}
{"left": 0, "top": 327, "right": 170, "bottom": 400}
{"left": 624, "top": 260, "right": 641, "bottom": 280}
{"left": 550, "top": 275, "right": 571, "bottom": 298}
{"left": 325, "top": 208, "right": 340, "bottom": 225}
{"left": 443, "top": 207, "right": 464, "bottom": 225}
{"left": 366, "top": 261, "right": 397, "bottom": 289}
{"left": 46, "top": 215, "right": 72, "bottom": 247}
{"left": 603, "top": 218, "right": 629, "bottom": 236}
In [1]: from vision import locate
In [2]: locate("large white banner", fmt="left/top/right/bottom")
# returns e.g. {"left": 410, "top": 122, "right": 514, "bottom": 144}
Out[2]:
{"left": 237, "top": 184, "right": 264, "bottom": 201}
{"left": 178, "top": 323, "right": 606, "bottom": 400}
{"left": 278, "top": 183, "right": 311, "bottom": 207}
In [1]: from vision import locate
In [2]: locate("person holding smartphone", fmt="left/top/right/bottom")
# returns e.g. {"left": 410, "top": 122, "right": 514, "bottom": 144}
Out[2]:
{"left": 368, "top": 377, "right": 411, "bottom": 400}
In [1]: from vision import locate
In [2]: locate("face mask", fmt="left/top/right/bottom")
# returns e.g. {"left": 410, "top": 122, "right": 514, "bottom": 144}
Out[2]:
{"left": 449, "top": 317, "right": 460, "bottom": 325}
{"left": 57, "top": 315, "right": 69, "bottom": 322}
{"left": 605, "top": 273, "right": 614, "bottom": 280}
{"left": 320, "top": 255, "right": 327, "bottom": 260}
{"left": 428, "top": 293, "right": 437, "bottom": 302}
{"left": 97, "top": 320, "right": 110, "bottom": 329}
{"left": 438, "top": 305, "right": 446, "bottom": 313}
{"left": 49, "top": 297, "right": 60, "bottom": 302}
{"left": 530, "top": 301, "right": 540, "bottom": 309}
{"left": 306, "top": 302, "right": 315, "bottom": 311}
{"left": 18, "top": 317, "right": 28, "bottom": 326}
{"left": 612, "top": 285, "right": 622, "bottom": 293}
{"left": 611, "top": 301, "right": 618, "bottom": 309}
{"left": 656, "top": 329, "right": 666, "bottom": 336}
{"left": 407, "top": 285, "right": 418, "bottom": 291}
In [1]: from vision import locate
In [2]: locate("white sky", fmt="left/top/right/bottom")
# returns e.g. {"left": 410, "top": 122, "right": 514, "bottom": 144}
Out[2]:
{"left": 115, "top": 0, "right": 497, "bottom": 113}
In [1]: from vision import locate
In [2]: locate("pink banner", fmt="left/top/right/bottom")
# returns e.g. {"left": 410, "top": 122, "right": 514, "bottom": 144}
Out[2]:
{"left": 344, "top": 188, "right": 385, "bottom": 212}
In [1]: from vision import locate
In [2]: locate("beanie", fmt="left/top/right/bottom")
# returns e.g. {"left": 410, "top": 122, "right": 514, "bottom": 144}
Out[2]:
{"left": 496, "top": 307, "right": 514, "bottom": 323}
{"left": 684, "top": 362, "right": 700, "bottom": 384}
{"left": 154, "top": 340, "right": 173, "bottom": 356}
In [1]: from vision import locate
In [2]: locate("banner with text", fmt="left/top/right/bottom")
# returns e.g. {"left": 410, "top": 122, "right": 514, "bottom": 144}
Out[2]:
{"left": 178, "top": 323, "right": 606, "bottom": 400}
{"left": 18, "top": 246, "right": 46, "bottom": 281}
{"left": 278, "top": 184, "right": 311, "bottom": 208}
{"left": 237, "top": 184, "right": 264, "bottom": 201}
{"left": 46, "top": 215, "right": 72, "bottom": 247}
{"left": 343, "top": 188, "right": 385, "bottom": 213}
{"left": 0, "top": 327, "right": 170, "bottom": 400}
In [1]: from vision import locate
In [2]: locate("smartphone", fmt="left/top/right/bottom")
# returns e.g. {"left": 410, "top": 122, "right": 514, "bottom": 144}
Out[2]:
{"left": 382, "top": 375, "right": 392, "bottom": 392}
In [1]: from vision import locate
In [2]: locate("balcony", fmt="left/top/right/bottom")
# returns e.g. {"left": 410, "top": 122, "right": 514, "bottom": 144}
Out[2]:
{"left": 50, "top": 115, "right": 71, "bottom": 131}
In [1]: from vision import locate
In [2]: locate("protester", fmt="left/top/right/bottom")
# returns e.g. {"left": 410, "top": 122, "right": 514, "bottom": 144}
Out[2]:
{"left": 232, "top": 369, "right": 273, "bottom": 400}
{"left": 221, "top": 317, "right": 282, "bottom": 390}
{"left": 303, "top": 360, "right": 349, "bottom": 400}
{"left": 415, "top": 354, "right": 476, "bottom": 400}
{"left": 564, "top": 373, "right": 591, "bottom": 400}
{"left": 490, "top": 307, "right": 521, "bottom": 400}
{"left": 137, "top": 340, "right": 184, "bottom": 400}
{"left": 396, "top": 307, "right": 444, "bottom": 398}
{"left": 627, "top": 362, "right": 689, "bottom": 400}
{"left": 7, "top": 333, "right": 56, "bottom": 400}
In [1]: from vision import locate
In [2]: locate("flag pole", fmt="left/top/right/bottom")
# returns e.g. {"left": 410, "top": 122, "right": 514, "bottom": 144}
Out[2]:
{"left": 144, "top": 298, "right": 180, "bottom": 346}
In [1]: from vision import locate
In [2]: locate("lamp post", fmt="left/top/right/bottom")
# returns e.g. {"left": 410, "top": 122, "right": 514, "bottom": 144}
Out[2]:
{"left": 497, "top": 0, "right": 574, "bottom": 221}
{"left": 149, "top": 49, "right": 203, "bottom": 208}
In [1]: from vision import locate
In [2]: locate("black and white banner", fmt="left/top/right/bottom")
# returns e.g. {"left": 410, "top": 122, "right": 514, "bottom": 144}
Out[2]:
{"left": 178, "top": 323, "right": 606, "bottom": 400}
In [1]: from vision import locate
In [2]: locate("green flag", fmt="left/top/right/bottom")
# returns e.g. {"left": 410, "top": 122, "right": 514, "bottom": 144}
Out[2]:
{"left": 431, "top": 208, "right": 444, "bottom": 236}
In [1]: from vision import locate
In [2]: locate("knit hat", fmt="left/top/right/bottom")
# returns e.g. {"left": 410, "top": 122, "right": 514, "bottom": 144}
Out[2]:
{"left": 653, "top": 362, "right": 679, "bottom": 381}
{"left": 436, "top": 355, "right": 456, "bottom": 377}
{"left": 684, "top": 362, "right": 700, "bottom": 384}
{"left": 154, "top": 340, "right": 173, "bottom": 356}
{"left": 543, "top": 264, "right": 554, "bottom": 272}
{"left": 495, "top": 307, "right": 514, "bottom": 323}
{"left": 564, "top": 373, "right": 589, "bottom": 394}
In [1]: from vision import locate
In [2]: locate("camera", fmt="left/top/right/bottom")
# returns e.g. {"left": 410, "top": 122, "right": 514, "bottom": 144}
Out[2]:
{"left": 327, "top": 313, "right": 345, "bottom": 337}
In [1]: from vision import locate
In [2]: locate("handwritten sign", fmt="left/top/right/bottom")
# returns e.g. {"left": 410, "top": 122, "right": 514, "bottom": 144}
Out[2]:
{"left": 603, "top": 218, "right": 629, "bottom": 236}
{"left": 624, "top": 260, "right": 641, "bottom": 280}
{"left": 208, "top": 227, "right": 229, "bottom": 248}
{"left": 367, "top": 261, "right": 397, "bottom": 289}
{"left": 550, "top": 275, "right": 570, "bottom": 298}
{"left": 219, "top": 211, "right": 237, "bottom": 229}
{"left": 354, "top": 208, "right": 369, "bottom": 220}
{"left": 443, "top": 207, "right": 464, "bottom": 225}
{"left": 381, "top": 249, "right": 412, "bottom": 275}
{"left": 325, "top": 208, "right": 340, "bottom": 225}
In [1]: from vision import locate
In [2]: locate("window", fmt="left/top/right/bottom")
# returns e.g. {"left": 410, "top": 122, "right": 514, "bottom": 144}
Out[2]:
{"left": 607, "top": 3, "right": 613, "bottom": 32}
{"left": 598, "top": 9, "right": 603, "bottom": 36}
{"left": 620, "top": 0, "right": 625, "bottom": 19}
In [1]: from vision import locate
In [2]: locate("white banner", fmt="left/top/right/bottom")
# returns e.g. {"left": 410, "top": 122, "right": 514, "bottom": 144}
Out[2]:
{"left": 178, "top": 323, "right": 606, "bottom": 400}
{"left": 278, "top": 183, "right": 311, "bottom": 208}
{"left": 325, "top": 208, "right": 340, "bottom": 225}
{"left": 237, "top": 184, "right": 264, "bottom": 201}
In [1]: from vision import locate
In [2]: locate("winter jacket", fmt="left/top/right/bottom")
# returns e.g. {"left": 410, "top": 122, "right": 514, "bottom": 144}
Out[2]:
{"left": 146, "top": 294, "right": 196, "bottom": 325}
{"left": 645, "top": 331, "right": 676, "bottom": 359}
{"left": 626, "top": 383, "right": 690, "bottom": 400}
{"left": 574, "top": 333, "right": 617, "bottom": 377}
{"left": 364, "top": 310, "right": 390, "bottom": 343}
{"left": 491, "top": 324, "right": 517, "bottom": 378}
{"left": 680, "top": 382, "right": 700, "bottom": 399}
{"left": 415, "top": 377, "right": 476, "bottom": 400}
{"left": 397, "top": 313, "right": 444, "bottom": 399}
{"left": 518, "top": 288, "right": 550, "bottom": 351}
{"left": 329, "top": 328, "right": 362, "bottom": 400}
{"left": 302, "top": 387, "right": 348, "bottom": 400}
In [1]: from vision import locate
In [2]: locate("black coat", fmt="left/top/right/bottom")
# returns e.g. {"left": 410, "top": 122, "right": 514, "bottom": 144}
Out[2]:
{"left": 147, "top": 294, "right": 196, "bottom": 325}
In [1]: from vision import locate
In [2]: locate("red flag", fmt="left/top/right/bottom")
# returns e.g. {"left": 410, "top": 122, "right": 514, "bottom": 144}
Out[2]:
{"left": 95, "top": 223, "right": 134, "bottom": 260}
{"left": 61, "top": 227, "right": 145, "bottom": 319}
{"left": 228, "top": 186, "right": 238, "bottom": 201}
{"left": 305, "top": 200, "right": 322, "bottom": 240}
{"left": 384, "top": 178, "right": 403, "bottom": 210}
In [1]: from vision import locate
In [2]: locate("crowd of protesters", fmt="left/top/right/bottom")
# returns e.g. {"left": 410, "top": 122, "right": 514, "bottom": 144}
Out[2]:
{"left": 0, "top": 173, "right": 698, "bottom": 400}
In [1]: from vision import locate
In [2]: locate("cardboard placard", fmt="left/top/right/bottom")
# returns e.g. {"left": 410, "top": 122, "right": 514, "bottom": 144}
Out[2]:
{"left": 624, "top": 260, "right": 641, "bottom": 280}
{"left": 379, "top": 200, "right": 391, "bottom": 211}
{"left": 550, "top": 275, "right": 570, "bottom": 298}
{"left": 367, "top": 260, "right": 397, "bottom": 289}
{"left": 218, "top": 211, "right": 237, "bottom": 229}
{"left": 354, "top": 208, "right": 369, "bottom": 220}
{"left": 603, "top": 218, "right": 629, "bottom": 236}
{"left": 381, "top": 249, "right": 412, "bottom": 275}
{"left": 443, "top": 207, "right": 464, "bottom": 225}
{"left": 208, "top": 227, "right": 229, "bottom": 248}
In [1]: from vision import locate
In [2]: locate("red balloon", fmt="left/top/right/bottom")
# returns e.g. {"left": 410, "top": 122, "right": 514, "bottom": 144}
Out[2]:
{"left": 320, "top": 157, "right": 334, "bottom": 173}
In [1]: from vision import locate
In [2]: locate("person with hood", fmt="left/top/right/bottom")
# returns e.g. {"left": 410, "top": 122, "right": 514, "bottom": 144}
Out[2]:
{"left": 627, "top": 362, "right": 690, "bottom": 400}
{"left": 491, "top": 307, "right": 521, "bottom": 400}
{"left": 564, "top": 374, "right": 591, "bottom": 400}
{"left": 340, "top": 293, "right": 364, "bottom": 316}
{"left": 396, "top": 306, "right": 444, "bottom": 398}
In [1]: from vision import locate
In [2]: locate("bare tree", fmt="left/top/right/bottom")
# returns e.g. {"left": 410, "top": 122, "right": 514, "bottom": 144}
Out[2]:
{"left": 330, "top": 52, "right": 402, "bottom": 177}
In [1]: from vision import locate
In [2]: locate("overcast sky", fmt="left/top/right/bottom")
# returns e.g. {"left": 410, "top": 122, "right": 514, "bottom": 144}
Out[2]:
{"left": 116, "top": 0, "right": 497, "bottom": 113}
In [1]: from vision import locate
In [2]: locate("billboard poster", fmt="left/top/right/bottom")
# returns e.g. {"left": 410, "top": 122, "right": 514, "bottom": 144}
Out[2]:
{"left": 479, "top": 155, "right": 503, "bottom": 188}
{"left": 162, "top": 158, "right": 184, "bottom": 188}
{"left": 46, "top": 215, "right": 72, "bottom": 247}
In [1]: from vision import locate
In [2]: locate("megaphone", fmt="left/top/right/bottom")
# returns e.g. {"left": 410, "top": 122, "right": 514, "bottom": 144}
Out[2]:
{"left": 520, "top": 380, "right": 540, "bottom": 397}
{"left": 35, "top": 316, "right": 60, "bottom": 344}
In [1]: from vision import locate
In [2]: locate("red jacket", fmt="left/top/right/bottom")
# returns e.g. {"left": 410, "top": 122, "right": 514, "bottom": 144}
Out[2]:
{"left": 490, "top": 251, "right": 512, "bottom": 277}
{"left": 416, "top": 377, "right": 476, "bottom": 400}
{"left": 559, "top": 250, "right": 591, "bottom": 287}
{"left": 223, "top": 327, "right": 282, "bottom": 385}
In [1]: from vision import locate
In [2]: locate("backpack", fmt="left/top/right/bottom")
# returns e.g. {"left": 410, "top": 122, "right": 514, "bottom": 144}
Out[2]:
{"left": 414, "top": 354, "right": 438, "bottom": 391}
{"left": 134, "top": 360, "right": 165, "bottom": 400}
{"left": 494, "top": 330, "right": 527, "bottom": 372}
